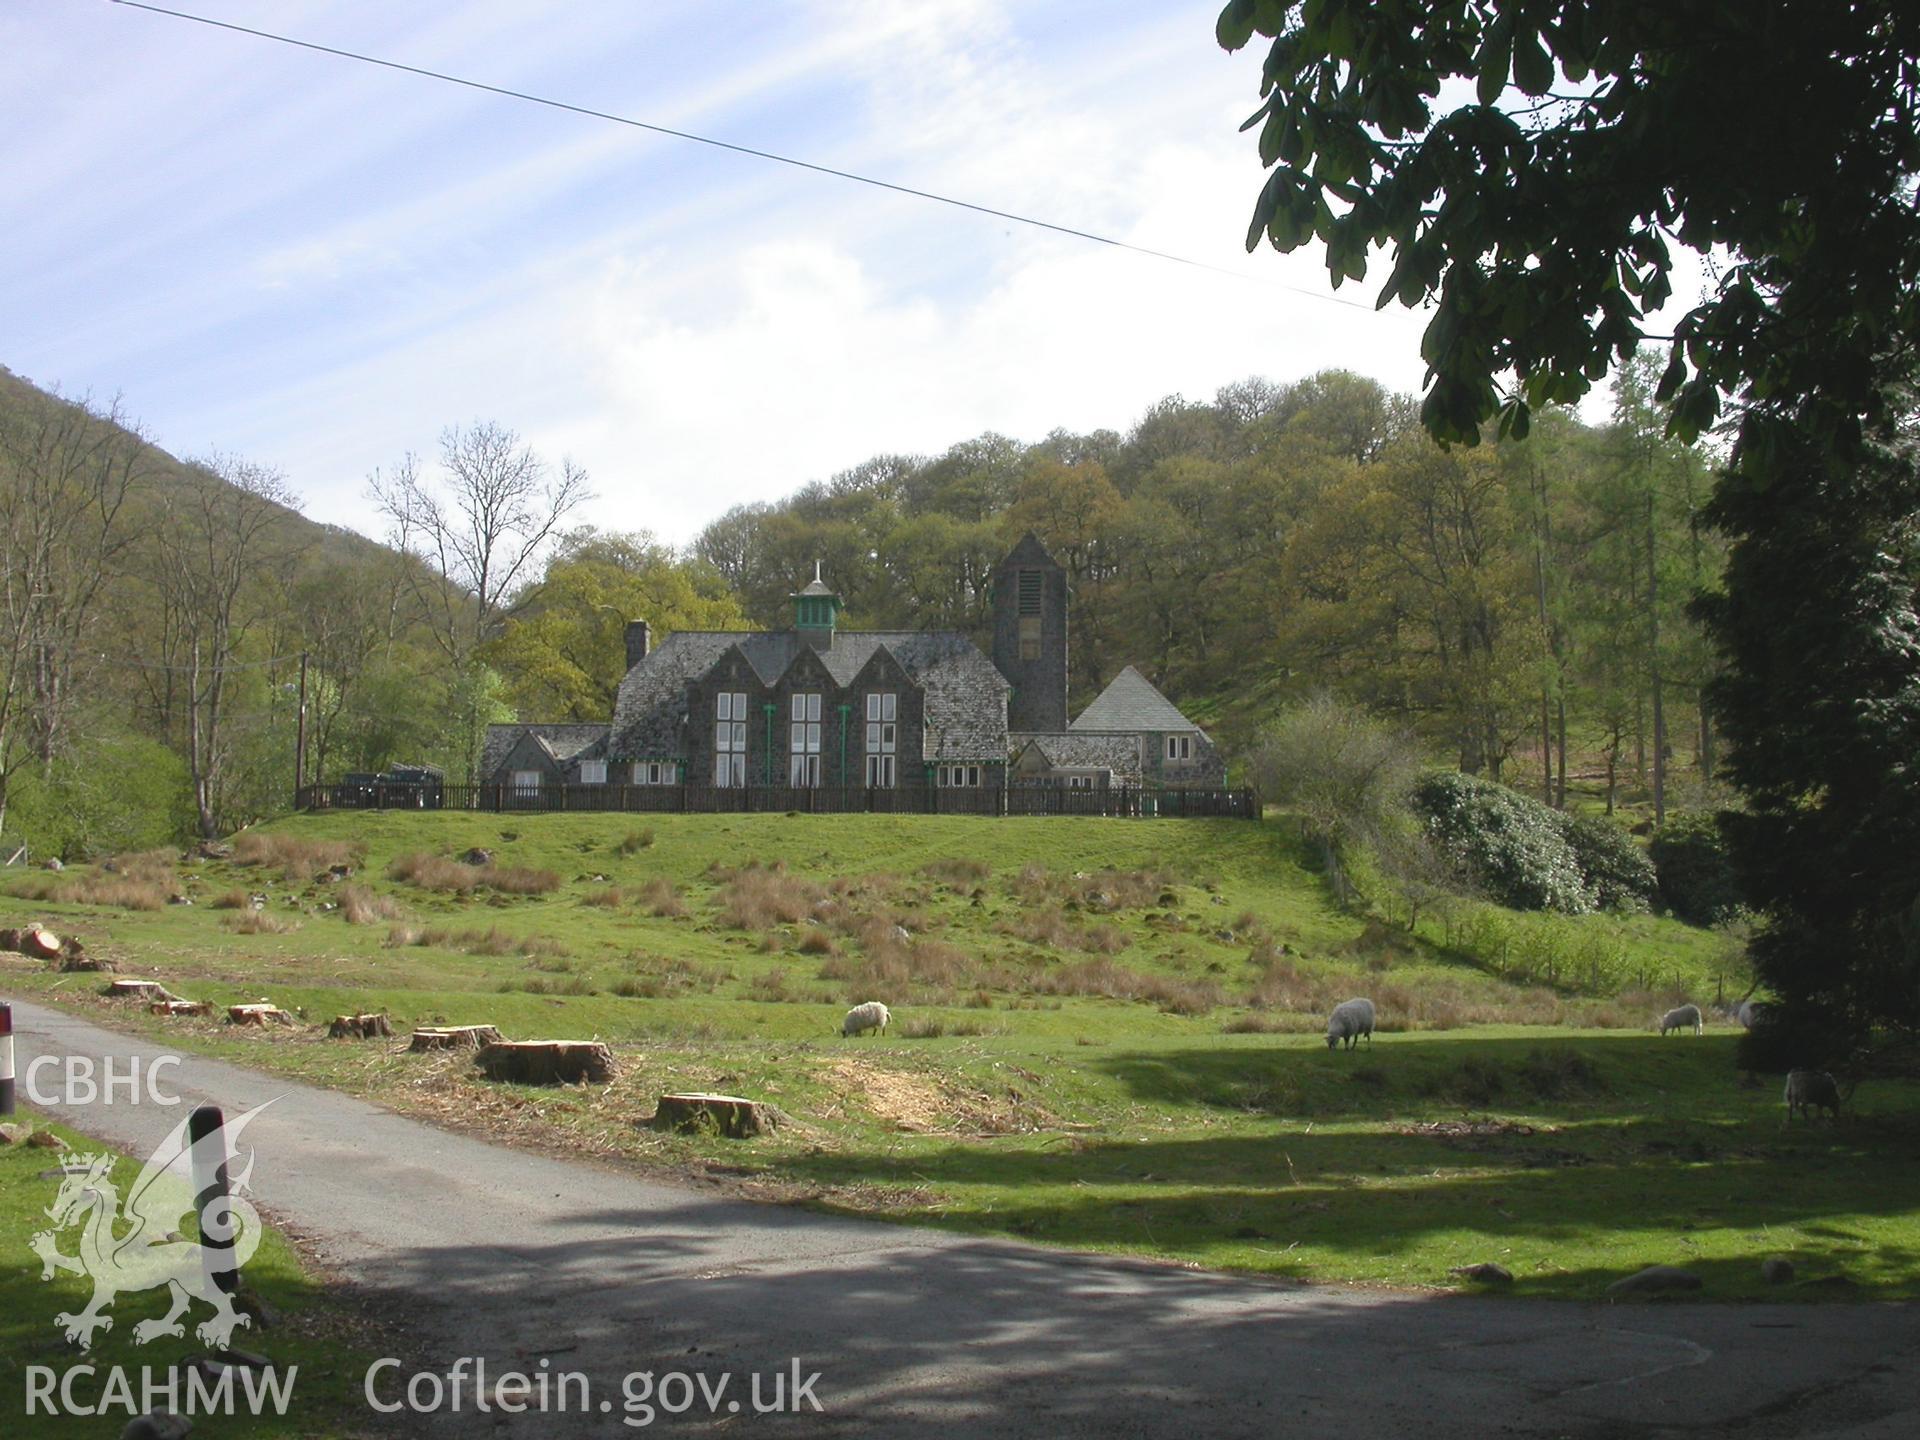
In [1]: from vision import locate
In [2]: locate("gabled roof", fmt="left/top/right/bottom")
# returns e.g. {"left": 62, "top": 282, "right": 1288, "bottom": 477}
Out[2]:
{"left": 1070, "top": 666, "right": 1204, "bottom": 735}
{"left": 1011, "top": 731, "right": 1144, "bottom": 779}
{"left": 999, "top": 531, "right": 1059, "bottom": 570}
{"left": 480, "top": 723, "right": 609, "bottom": 778}
{"left": 609, "top": 628, "right": 1009, "bottom": 761}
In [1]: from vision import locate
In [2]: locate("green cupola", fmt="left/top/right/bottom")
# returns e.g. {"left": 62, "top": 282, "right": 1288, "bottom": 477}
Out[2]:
{"left": 791, "top": 562, "right": 843, "bottom": 649}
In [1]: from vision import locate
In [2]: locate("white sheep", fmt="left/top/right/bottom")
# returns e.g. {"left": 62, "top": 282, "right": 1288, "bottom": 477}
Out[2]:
{"left": 1784, "top": 1069, "right": 1841, "bottom": 1123}
{"left": 1325, "top": 997, "right": 1375, "bottom": 1051}
{"left": 1737, "top": 998, "right": 1770, "bottom": 1030}
{"left": 1658, "top": 1003, "right": 1703, "bottom": 1036}
{"left": 841, "top": 1000, "right": 891, "bottom": 1038}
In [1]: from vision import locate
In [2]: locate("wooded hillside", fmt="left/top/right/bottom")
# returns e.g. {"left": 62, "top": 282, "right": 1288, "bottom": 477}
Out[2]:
{"left": 1, "top": 358, "right": 1719, "bottom": 857}
{"left": 697, "top": 362, "right": 1722, "bottom": 811}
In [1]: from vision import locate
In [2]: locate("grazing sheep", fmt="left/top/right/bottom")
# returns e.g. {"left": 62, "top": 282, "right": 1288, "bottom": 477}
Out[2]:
{"left": 1658, "top": 1003, "right": 1704, "bottom": 1036}
{"left": 1784, "top": 1069, "right": 1841, "bottom": 1124}
{"left": 841, "top": 1000, "right": 891, "bottom": 1038}
{"left": 1737, "top": 999, "right": 1771, "bottom": 1030}
{"left": 1326, "top": 997, "right": 1375, "bottom": 1051}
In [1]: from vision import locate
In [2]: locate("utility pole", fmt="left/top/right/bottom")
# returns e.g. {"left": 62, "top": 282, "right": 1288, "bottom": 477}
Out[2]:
{"left": 294, "top": 651, "right": 309, "bottom": 802}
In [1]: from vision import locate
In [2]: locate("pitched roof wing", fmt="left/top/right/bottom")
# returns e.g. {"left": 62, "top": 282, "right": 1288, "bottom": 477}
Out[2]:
{"left": 1069, "top": 666, "right": 1204, "bottom": 734}
{"left": 480, "top": 723, "right": 609, "bottom": 776}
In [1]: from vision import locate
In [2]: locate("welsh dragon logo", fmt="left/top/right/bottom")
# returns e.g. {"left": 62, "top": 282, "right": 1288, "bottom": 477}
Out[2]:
{"left": 29, "top": 1103, "right": 273, "bottom": 1350}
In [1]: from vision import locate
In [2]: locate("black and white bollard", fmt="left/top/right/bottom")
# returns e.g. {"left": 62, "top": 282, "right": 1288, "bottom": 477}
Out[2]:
{"left": 188, "top": 1104, "right": 242, "bottom": 1295}
{"left": 0, "top": 1002, "right": 14, "bottom": 1116}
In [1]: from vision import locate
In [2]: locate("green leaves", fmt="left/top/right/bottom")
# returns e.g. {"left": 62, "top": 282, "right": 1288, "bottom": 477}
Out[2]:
{"left": 1475, "top": 14, "right": 1513, "bottom": 104}
{"left": 1511, "top": 28, "right": 1554, "bottom": 96}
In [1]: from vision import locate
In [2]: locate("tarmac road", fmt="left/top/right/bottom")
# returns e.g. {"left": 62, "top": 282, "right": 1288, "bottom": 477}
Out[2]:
{"left": 10, "top": 998, "right": 1919, "bottom": 1437}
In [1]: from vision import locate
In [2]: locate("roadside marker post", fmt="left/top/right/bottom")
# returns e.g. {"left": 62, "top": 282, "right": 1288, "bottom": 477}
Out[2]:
{"left": 1, "top": 1001, "right": 14, "bottom": 1115}
{"left": 188, "top": 1104, "right": 242, "bottom": 1294}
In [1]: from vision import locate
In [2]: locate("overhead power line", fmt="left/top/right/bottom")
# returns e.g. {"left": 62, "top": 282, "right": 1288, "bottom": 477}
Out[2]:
{"left": 107, "top": 0, "right": 1371, "bottom": 310}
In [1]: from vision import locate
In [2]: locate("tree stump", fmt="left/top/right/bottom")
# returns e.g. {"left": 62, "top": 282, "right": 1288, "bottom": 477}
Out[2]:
{"left": 61, "top": 951, "right": 113, "bottom": 973}
{"left": 328, "top": 1012, "right": 394, "bottom": 1040}
{"left": 227, "top": 1003, "right": 295, "bottom": 1027}
{"left": 106, "top": 978, "right": 175, "bottom": 1002}
{"left": 475, "top": 1040, "right": 616, "bottom": 1086}
{"left": 647, "top": 1093, "right": 783, "bottom": 1138}
{"left": 409, "top": 1025, "right": 502, "bottom": 1052}
{"left": 20, "top": 928, "right": 63, "bottom": 959}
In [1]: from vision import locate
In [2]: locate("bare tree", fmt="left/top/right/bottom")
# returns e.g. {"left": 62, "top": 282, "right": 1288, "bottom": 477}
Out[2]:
{"left": 369, "top": 422, "right": 591, "bottom": 778}
{"left": 149, "top": 456, "right": 304, "bottom": 836}
{"left": 0, "top": 390, "right": 151, "bottom": 839}
{"left": 1246, "top": 691, "right": 1426, "bottom": 905}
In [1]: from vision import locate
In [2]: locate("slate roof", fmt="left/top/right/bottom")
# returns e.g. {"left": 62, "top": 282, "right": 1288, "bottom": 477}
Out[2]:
{"left": 480, "top": 723, "right": 609, "bottom": 778}
{"left": 1069, "top": 665, "right": 1204, "bottom": 735}
{"left": 1011, "top": 731, "right": 1144, "bottom": 780}
{"left": 609, "top": 629, "right": 1009, "bottom": 762}
{"left": 1000, "top": 531, "right": 1059, "bottom": 570}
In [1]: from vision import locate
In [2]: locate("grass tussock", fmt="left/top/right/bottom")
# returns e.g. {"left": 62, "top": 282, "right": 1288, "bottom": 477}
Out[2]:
{"left": 386, "top": 924, "right": 570, "bottom": 959}
{"left": 581, "top": 886, "right": 626, "bottom": 909}
{"left": 224, "top": 911, "right": 299, "bottom": 935}
{"left": 796, "top": 927, "right": 837, "bottom": 956}
{"left": 819, "top": 930, "right": 1014, "bottom": 1006}
{"left": 715, "top": 863, "right": 824, "bottom": 930}
{"left": 900, "top": 1015, "right": 996, "bottom": 1039}
{"left": 233, "top": 831, "right": 364, "bottom": 878}
{"left": 1010, "top": 863, "right": 1174, "bottom": 913}
{"left": 103, "top": 849, "right": 181, "bottom": 885}
{"left": 209, "top": 888, "right": 251, "bottom": 911}
{"left": 617, "top": 827, "right": 655, "bottom": 855}
{"left": 388, "top": 852, "right": 561, "bottom": 895}
{"left": 921, "top": 857, "right": 990, "bottom": 887}
{"left": 1002, "top": 907, "right": 1132, "bottom": 955}
{"left": 8, "top": 872, "right": 169, "bottom": 911}
{"left": 1029, "top": 957, "right": 1225, "bottom": 1015}
{"left": 637, "top": 877, "right": 687, "bottom": 918}
{"left": 338, "top": 884, "right": 401, "bottom": 925}
{"left": 501, "top": 974, "right": 596, "bottom": 996}
{"left": 612, "top": 956, "right": 726, "bottom": 998}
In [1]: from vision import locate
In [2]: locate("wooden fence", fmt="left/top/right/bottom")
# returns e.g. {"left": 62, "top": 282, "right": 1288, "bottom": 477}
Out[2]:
{"left": 295, "top": 780, "right": 1259, "bottom": 820}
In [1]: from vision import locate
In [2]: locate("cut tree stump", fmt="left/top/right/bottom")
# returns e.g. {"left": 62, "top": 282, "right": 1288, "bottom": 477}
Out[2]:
{"left": 20, "top": 928, "right": 63, "bottom": 960}
{"left": 409, "top": 1025, "right": 502, "bottom": 1052}
{"left": 475, "top": 1040, "right": 616, "bottom": 1086}
{"left": 149, "top": 999, "right": 213, "bottom": 1018}
{"left": 106, "top": 979, "right": 175, "bottom": 1002}
{"left": 328, "top": 1012, "right": 393, "bottom": 1040}
{"left": 647, "top": 1092, "right": 783, "bottom": 1138}
{"left": 227, "top": 1003, "right": 295, "bottom": 1027}
{"left": 60, "top": 951, "right": 113, "bottom": 973}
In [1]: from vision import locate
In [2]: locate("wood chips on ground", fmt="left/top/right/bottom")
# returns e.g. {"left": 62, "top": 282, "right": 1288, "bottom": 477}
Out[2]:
{"left": 817, "top": 1055, "right": 1055, "bottom": 1136}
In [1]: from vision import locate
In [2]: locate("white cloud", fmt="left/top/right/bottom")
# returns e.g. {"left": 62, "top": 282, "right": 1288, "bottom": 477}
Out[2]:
{"left": 1, "top": 1, "right": 1464, "bottom": 551}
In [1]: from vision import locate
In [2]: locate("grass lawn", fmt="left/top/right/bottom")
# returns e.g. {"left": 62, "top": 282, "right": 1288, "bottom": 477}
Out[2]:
{"left": 1, "top": 1112, "right": 383, "bottom": 1438}
{"left": 4, "top": 809, "right": 1914, "bottom": 1303}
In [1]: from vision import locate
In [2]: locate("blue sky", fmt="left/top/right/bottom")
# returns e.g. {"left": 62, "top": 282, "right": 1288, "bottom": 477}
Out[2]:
{"left": 4, "top": 0, "right": 1445, "bottom": 544}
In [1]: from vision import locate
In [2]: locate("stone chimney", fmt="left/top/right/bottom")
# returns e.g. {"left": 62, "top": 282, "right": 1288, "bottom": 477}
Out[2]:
{"left": 624, "top": 620, "right": 651, "bottom": 670}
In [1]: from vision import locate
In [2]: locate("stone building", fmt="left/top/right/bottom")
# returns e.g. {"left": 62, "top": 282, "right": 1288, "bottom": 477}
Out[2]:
{"left": 481, "top": 535, "right": 1222, "bottom": 794}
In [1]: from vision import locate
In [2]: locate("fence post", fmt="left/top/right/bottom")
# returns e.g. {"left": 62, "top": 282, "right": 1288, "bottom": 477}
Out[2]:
{"left": 1, "top": 1002, "right": 14, "bottom": 1116}
{"left": 188, "top": 1105, "right": 242, "bottom": 1296}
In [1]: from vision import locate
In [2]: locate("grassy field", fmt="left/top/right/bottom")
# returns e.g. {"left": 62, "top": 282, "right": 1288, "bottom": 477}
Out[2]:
{"left": 4, "top": 810, "right": 1914, "bottom": 1303}
{"left": 1, "top": 1113, "right": 383, "bottom": 1438}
